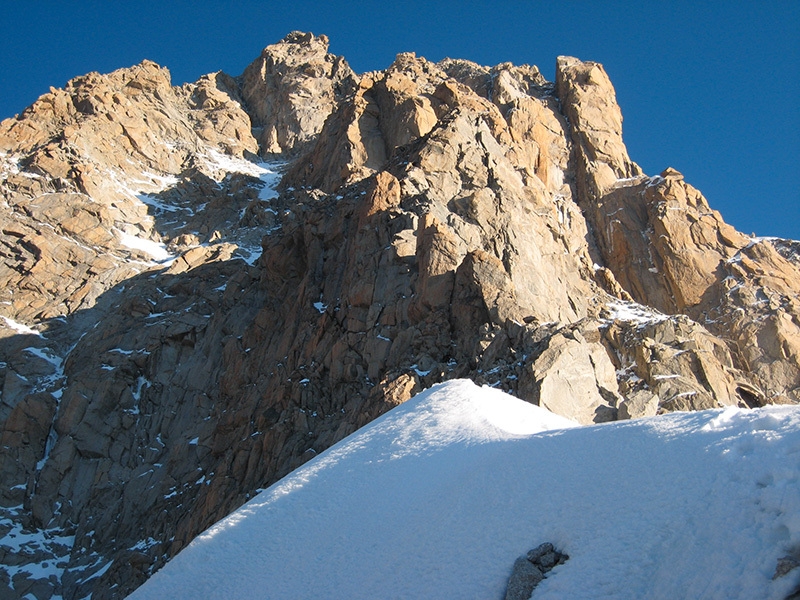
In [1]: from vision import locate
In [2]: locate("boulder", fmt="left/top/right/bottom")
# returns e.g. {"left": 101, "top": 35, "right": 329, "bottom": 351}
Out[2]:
{"left": 505, "top": 542, "right": 569, "bottom": 600}
{"left": 520, "top": 326, "right": 621, "bottom": 424}
{"left": 505, "top": 557, "right": 543, "bottom": 600}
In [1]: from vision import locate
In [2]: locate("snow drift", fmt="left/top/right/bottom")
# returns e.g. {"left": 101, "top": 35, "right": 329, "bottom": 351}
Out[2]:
{"left": 129, "top": 380, "right": 800, "bottom": 599}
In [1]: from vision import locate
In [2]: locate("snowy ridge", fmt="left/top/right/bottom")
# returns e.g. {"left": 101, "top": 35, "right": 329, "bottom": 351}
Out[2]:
{"left": 130, "top": 380, "right": 800, "bottom": 599}
{"left": 727, "top": 235, "right": 800, "bottom": 265}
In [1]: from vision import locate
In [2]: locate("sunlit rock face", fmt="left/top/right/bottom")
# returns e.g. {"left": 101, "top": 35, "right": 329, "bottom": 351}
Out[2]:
{"left": 0, "top": 31, "right": 798, "bottom": 599}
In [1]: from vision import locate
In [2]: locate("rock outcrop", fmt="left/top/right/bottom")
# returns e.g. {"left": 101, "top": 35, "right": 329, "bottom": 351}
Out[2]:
{"left": 555, "top": 55, "right": 800, "bottom": 405}
{"left": 240, "top": 31, "right": 357, "bottom": 155}
{"left": 0, "top": 32, "right": 798, "bottom": 599}
{"left": 505, "top": 542, "right": 569, "bottom": 600}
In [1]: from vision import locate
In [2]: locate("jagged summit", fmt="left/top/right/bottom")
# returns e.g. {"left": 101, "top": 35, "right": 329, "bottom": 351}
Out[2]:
{"left": 1, "top": 32, "right": 798, "bottom": 598}
{"left": 240, "top": 31, "right": 356, "bottom": 156}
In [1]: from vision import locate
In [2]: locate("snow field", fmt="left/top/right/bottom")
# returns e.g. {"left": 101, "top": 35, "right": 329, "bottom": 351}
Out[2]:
{"left": 129, "top": 380, "right": 800, "bottom": 599}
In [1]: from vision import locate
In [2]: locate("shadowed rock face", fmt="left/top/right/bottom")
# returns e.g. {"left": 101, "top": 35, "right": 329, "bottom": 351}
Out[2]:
{"left": 0, "top": 32, "right": 798, "bottom": 599}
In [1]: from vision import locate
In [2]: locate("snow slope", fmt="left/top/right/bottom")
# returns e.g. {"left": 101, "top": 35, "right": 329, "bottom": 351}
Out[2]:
{"left": 129, "top": 380, "right": 800, "bottom": 599}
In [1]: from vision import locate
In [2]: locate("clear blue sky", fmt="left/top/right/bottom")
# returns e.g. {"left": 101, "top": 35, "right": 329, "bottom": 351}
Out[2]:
{"left": 1, "top": 1, "right": 798, "bottom": 239}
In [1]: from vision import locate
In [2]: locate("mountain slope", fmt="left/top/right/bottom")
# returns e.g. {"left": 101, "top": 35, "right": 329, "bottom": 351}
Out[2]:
{"left": 0, "top": 31, "right": 799, "bottom": 598}
{"left": 129, "top": 380, "right": 800, "bottom": 600}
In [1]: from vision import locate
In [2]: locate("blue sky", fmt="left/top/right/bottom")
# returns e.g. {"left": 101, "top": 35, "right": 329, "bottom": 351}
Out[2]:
{"left": 1, "top": 1, "right": 797, "bottom": 239}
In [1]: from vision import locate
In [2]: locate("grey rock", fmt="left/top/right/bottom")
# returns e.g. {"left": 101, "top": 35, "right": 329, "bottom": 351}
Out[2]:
{"left": 526, "top": 542, "right": 554, "bottom": 563}
{"left": 775, "top": 555, "right": 800, "bottom": 579}
{"left": 507, "top": 542, "right": 569, "bottom": 600}
{"left": 505, "top": 557, "right": 543, "bottom": 600}
{"left": 538, "top": 551, "right": 557, "bottom": 570}
{"left": 618, "top": 389, "right": 659, "bottom": 420}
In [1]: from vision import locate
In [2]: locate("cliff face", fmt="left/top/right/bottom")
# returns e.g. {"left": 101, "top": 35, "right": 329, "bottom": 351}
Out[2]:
{"left": 0, "top": 32, "right": 798, "bottom": 599}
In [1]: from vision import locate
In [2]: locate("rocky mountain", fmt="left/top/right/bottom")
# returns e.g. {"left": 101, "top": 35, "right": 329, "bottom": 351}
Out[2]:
{"left": 0, "top": 31, "right": 798, "bottom": 599}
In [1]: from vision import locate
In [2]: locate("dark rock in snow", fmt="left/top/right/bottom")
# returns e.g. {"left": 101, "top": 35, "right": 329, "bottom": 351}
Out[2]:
{"left": 505, "top": 542, "right": 569, "bottom": 599}
{"left": 505, "top": 557, "right": 544, "bottom": 600}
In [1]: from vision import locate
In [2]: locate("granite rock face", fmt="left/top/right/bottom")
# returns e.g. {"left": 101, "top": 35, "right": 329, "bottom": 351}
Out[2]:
{"left": 0, "top": 33, "right": 798, "bottom": 599}
{"left": 240, "top": 31, "right": 358, "bottom": 155}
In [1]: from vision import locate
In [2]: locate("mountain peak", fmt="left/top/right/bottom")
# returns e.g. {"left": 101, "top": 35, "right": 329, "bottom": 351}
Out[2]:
{"left": 279, "top": 29, "right": 329, "bottom": 48}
